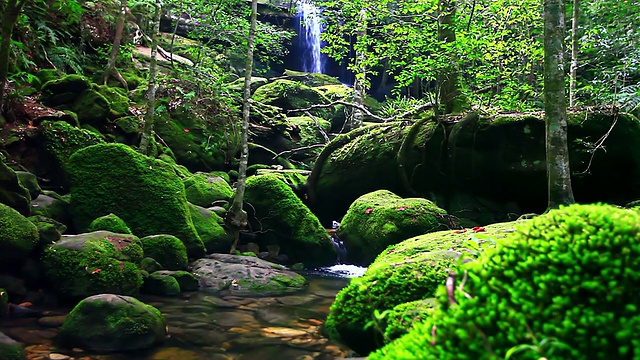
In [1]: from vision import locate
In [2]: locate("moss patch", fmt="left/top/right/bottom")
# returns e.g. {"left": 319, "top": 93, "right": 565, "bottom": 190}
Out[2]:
{"left": 0, "top": 203, "right": 39, "bottom": 263}
{"left": 139, "top": 234, "right": 188, "bottom": 271}
{"left": 183, "top": 173, "right": 233, "bottom": 207}
{"left": 87, "top": 213, "right": 132, "bottom": 234}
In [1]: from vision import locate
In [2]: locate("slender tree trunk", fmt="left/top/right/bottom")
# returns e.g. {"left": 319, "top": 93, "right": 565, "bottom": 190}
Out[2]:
{"left": 349, "top": 8, "right": 367, "bottom": 131}
{"left": 103, "top": 0, "right": 129, "bottom": 90}
{"left": 569, "top": 0, "right": 579, "bottom": 108}
{"left": 226, "top": 0, "right": 257, "bottom": 253}
{"left": 544, "top": 0, "right": 574, "bottom": 208}
{"left": 139, "top": 0, "right": 162, "bottom": 154}
{"left": 0, "top": 0, "right": 26, "bottom": 114}
{"left": 437, "top": 0, "right": 459, "bottom": 114}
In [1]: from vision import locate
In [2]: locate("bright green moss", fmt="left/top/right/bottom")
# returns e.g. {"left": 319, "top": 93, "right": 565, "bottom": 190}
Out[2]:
{"left": 252, "top": 79, "right": 333, "bottom": 120}
{"left": 96, "top": 84, "right": 130, "bottom": 118}
{"left": 140, "top": 234, "right": 188, "bottom": 271}
{"left": 68, "top": 143, "right": 205, "bottom": 257}
{"left": 371, "top": 203, "right": 640, "bottom": 360}
{"left": 42, "top": 232, "right": 143, "bottom": 299}
{"left": 325, "top": 251, "right": 458, "bottom": 355}
{"left": 183, "top": 173, "right": 233, "bottom": 207}
{"left": 338, "top": 190, "right": 453, "bottom": 265}
{"left": 0, "top": 203, "right": 39, "bottom": 262}
{"left": 87, "top": 213, "right": 132, "bottom": 234}
{"left": 244, "top": 174, "right": 336, "bottom": 267}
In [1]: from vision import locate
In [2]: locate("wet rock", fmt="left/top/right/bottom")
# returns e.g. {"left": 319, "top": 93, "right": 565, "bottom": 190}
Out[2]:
{"left": 191, "top": 254, "right": 307, "bottom": 294}
{"left": 0, "top": 331, "right": 26, "bottom": 360}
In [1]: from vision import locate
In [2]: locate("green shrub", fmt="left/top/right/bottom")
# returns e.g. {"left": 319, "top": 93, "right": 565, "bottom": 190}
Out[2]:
{"left": 371, "top": 203, "right": 640, "bottom": 360}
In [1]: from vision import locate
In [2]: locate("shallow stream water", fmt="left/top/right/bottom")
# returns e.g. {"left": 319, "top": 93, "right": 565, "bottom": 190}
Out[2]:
{"left": 1, "top": 267, "right": 365, "bottom": 360}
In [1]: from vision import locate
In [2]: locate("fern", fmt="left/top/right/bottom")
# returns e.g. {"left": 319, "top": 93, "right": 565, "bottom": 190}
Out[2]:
{"left": 49, "top": 46, "right": 84, "bottom": 74}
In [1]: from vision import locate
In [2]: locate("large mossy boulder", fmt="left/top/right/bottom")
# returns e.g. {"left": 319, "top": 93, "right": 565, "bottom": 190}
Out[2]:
{"left": 370, "top": 204, "right": 640, "bottom": 360}
{"left": 244, "top": 174, "right": 336, "bottom": 267}
{"left": 140, "top": 235, "right": 188, "bottom": 271}
{"left": 68, "top": 143, "right": 205, "bottom": 257}
{"left": 42, "top": 231, "right": 144, "bottom": 299}
{"left": 0, "top": 204, "right": 39, "bottom": 264}
{"left": 191, "top": 254, "right": 307, "bottom": 293}
{"left": 58, "top": 294, "right": 166, "bottom": 352}
{"left": 252, "top": 79, "right": 333, "bottom": 120}
{"left": 40, "top": 75, "right": 91, "bottom": 107}
{"left": 309, "top": 111, "right": 640, "bottom": 225}
{"left": 183, "top": 173, "right": 233, "bottom": 207}
{"left": 0, "top": 162, "right": 31, "bottom": 216}
{"left": 338, "top": 190, "right": 454, "bottom": 265}
{"left": 326, "top": 220, "right": 518, "bottom": 356}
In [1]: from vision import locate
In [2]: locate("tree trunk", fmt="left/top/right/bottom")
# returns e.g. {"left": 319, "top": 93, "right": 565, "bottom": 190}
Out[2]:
{"left": 225, "top": 0, "right": 258, "bottom": 253}
{"left": 103, "top": 0, "right": 129, "bottom": 90}
{"left": 437, "top": 0, "right": 459, "bottom": 114}
{"left": 544, "top": 0, "right": 575, "bottom": 208}
{"left": 569, "top": 0, "right": 579, "bottom": 108}
{"left": 349, "top": 8, "right": 367, "bottom": 132}
{"left": 0, "top": 0, "right": 26, "bottom": 113}
{"left": 139, "top": 0, "right": 162, "bottom": 154}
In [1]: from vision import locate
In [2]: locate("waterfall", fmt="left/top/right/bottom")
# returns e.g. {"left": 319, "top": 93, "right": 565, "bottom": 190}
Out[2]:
{"left": 296, "top": 0, "right": 325, "bottom": 74}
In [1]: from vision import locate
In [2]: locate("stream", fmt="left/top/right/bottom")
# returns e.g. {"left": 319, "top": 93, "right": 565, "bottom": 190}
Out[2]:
{"left": 0, "top": 266, "right": 366, "bottom": 360}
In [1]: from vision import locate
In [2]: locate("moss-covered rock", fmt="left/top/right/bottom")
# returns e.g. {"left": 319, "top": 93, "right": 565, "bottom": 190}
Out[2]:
{"left": 140, "top": 257, "right": 162, "bottom": 273}
{"left": 142, "top": 271, "right": 181, "bottom": 296}
{"left": 252, "top": 79, "right": 333, "bottom": 120}
{"left": 70, "top": 89, "right": 111, "bottom": 128}
{"left": 326, "top": 250, "right": 458, "bottom": 355}
{"left": 0, "top": 204, "right": 39, "bottom": 265}
{"left": 0, "top": 161, "right": 31, "bottom": 216}
{"left": 40, "top": 120, "right": 105, "bottom": 188}
{"left": 40, "top": 74, "right": 91, "bottom": 107}
{"left": 370, "top": 203, "right": 640, "bottom": 360}
{"left": 183, "top": 173, "right": 233, "bottom": 207}
{"left": 35, "top": 68, "right": 63, "bottom": 90}
{"left": 143, "top": 270, "right": 198, "bottom": 295}
{"left": 15, "top": 171, "right": 41, "bottom": 200}
{"left": 87, "top": 213, "right": 132, "bottom": 234}
{"left": 139, "top": 234, "right": 188, "bottom": 271}
{"left": 0, "top": 332, "right": 25, "bottom": 360}
{"left": 42, "top": 231, "right": 143, "bottom": 299}
{"left": 338, "top": 190, "right": 454, "bottom": 265}
{"left": 58, "top": 294, "right": 166, "bottom": 352}
{"left": 188, "top": 203, "right": 232, "bottom": 254}
{"left": 254, "top": 169, "right": 309, "bottom": 198}
{"left": 68, "top": 143, "right": 205, "bottom": 257}
{"left": 244, "top": 174, "right": 335, "bottom": 267}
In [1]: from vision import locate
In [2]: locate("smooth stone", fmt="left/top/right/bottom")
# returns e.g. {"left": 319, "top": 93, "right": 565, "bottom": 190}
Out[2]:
{"left": 260, "top": 327, "right": 308, "bottom": 337}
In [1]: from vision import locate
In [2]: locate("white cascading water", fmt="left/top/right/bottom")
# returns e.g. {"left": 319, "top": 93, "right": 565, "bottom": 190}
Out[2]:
{"left": 296, "top": 0, "right": 324, "bottom": 74}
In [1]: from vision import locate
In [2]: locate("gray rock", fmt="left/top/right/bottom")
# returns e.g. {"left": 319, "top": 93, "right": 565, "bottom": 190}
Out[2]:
{"left": 191, "top": 254, "right": 307, "bottom": 294}
{"left": 0, "top": 332, "right": 26, "bottom": 360}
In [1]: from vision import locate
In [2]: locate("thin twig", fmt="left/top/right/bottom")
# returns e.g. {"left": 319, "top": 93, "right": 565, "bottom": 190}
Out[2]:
{"left": 287, "top": 100, "right": 433, "bottom": 123}
{"left": 272, "top": 144, "right": 326, "bottom": 160}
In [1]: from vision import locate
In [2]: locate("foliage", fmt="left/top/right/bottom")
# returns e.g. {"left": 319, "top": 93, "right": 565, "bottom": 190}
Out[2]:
{"left": 370, "top": 203, "right": 640, "bottom": 359}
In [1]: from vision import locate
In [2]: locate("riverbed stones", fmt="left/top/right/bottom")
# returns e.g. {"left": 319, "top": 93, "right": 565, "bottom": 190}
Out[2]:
{"left": 191, "top": 254, "right": 307, "bottom": 293}
{"left": 58, "top": 294, "right": 167, "bottom": 352}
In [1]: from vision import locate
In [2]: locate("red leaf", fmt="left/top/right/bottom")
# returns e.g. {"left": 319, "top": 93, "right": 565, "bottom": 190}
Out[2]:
{"left": 397, "top": 206, "right": 407, "bottom": 211}
{"left": 387, "top": 249, "right": 395, "bottom": 254}
{"left": 473, "top": 227, "right": 485, "bottom": 233}
{"left": 183, "top": 128, "right": 190, "bottom": 133}
{"left": 454, "top": 229, "right": 467, "bottom": 234}
{"left": 364, "top": 208, "right": 373, "bottom": 214}
{"left": 91, "top": 268, "right": 102, "bottom": 274}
